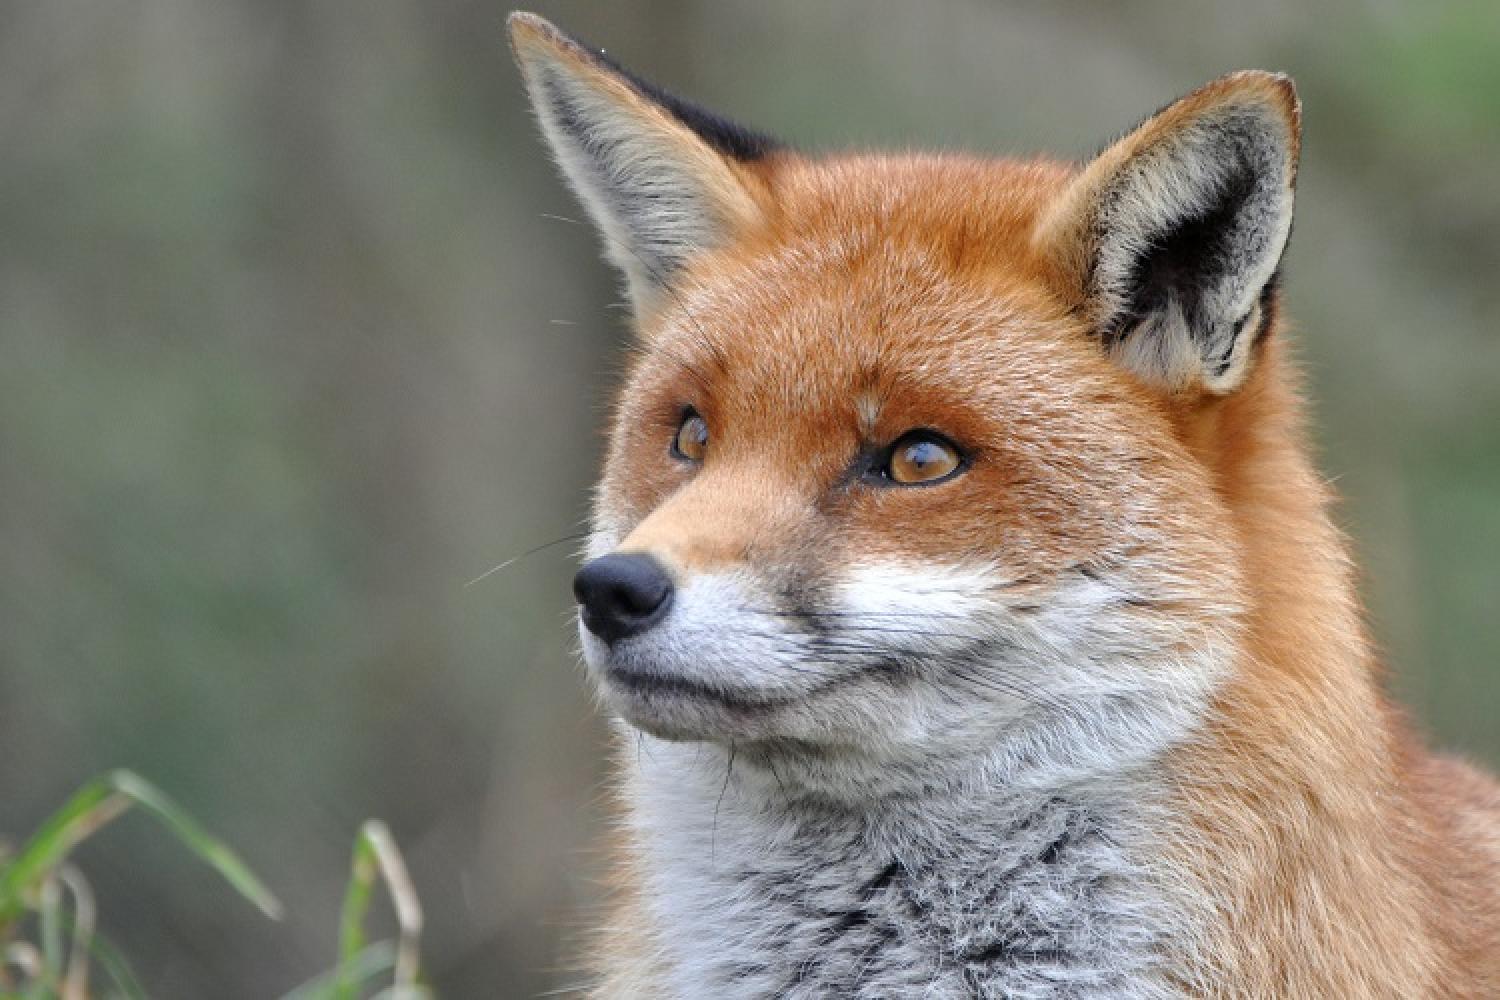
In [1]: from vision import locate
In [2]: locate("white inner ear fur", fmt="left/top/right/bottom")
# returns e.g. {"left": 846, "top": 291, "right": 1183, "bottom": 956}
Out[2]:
{"left": 1090, "top": 103, "right": 1295, "bottom": 394}
{"left": 518, "top": 56, "right": 758, "bottom": 314}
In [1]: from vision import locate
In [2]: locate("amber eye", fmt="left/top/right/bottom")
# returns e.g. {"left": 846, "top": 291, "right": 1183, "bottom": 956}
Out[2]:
{"left": 884, "top": 431, "right": 963, "bottom": 485}
{"left": 672, "top": 410, "right": 709, "bottom": 462}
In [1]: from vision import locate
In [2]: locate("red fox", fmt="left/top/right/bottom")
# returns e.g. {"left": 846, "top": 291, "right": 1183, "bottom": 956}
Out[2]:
{"left": 509, "top": 12, "right": 1500, "bottom": 997}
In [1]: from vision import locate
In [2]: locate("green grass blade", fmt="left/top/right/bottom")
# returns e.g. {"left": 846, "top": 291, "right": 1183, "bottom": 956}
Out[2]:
{"left": 335, "top": 831, "right": 379, "bottom": 999}
{"left": 0, "top": 770, "right": 281, "bottom": 923}
{"left": 102, "top": 771, "right": 282, "bottom": 920}
{"left": 0, "top": 776, "right": 125, "bottom": 923}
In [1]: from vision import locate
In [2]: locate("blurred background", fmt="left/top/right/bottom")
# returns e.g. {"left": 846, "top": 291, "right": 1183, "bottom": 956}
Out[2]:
{"left": 1, "top": 0, "right": 1496, "bottom": 995}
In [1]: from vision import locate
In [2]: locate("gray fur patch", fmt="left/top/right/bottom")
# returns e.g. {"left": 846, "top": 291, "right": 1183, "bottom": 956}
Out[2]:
{"left": 628, "top": 742, "right": 1181, "bottom": 999}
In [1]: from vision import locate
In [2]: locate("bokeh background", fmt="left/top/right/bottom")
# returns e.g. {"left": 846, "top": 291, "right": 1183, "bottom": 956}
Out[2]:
{"left": 2, "top": 1, "right": 1497, "bottom": 995}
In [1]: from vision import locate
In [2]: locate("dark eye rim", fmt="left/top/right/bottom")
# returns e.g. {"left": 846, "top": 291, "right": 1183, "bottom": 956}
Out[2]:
{"left": 670, "top": 407, "right": 708, "bottom": 463}
{"left": 867, "top": 429, "right": 970, "bottom": 488}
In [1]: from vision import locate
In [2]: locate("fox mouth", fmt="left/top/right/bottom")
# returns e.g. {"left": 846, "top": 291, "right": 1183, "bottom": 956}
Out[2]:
{"left": 602, "top": 663, "right": 797, "bottom": 710}
{"left": 593, "top": 648, "right": 886, "bottom": 741}
{"left": 601, "top": 657, "right": 875, "bottom": 714}
{"left": 597, "top": 662, "right": 808, "bottom": 740}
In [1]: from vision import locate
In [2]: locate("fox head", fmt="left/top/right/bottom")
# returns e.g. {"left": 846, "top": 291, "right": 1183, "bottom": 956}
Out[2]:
{"left": 510, "top": 14, "right": 1300, "bottom": 793}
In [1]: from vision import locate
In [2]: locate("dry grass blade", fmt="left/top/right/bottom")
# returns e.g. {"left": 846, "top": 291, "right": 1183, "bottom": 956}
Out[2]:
{"left": 334, "top": 820, "right": 426, "bottom": 1000}
{"left": 3, "top": 940, "right": 43, "bottom": 986}
{"left": 55, "top": 865, "right": 96, "bottom": 1000}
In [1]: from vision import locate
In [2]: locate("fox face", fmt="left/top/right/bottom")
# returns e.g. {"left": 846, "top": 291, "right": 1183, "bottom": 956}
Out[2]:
{"left": 512, "top": 15, "right": 1298, "bottom": 794}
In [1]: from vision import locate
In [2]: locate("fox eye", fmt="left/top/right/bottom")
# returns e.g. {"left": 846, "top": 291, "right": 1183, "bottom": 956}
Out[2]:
{"left": 883, "top": 431, "right": 964, "bottom": 485}
{"left": 672, "top": 410, "right": 709, "bottom": 462}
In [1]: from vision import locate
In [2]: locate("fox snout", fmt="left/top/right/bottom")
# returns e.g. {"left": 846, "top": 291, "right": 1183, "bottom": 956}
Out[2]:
{"left": 573, "top": 553, "right": 674, "bottom": 644}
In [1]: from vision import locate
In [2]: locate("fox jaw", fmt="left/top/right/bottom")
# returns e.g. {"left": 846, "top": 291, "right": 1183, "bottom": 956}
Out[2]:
{"left": 510, "top": 15, "right": 1297, "bottom": 797}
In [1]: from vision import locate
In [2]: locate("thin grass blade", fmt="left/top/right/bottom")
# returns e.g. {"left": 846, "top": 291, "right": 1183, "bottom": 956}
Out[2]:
{"left": 0, "top": 771, "right": 281, "bottom": 923}
{"left": 333, "top": 821, "right": 423, "bottom": 1000}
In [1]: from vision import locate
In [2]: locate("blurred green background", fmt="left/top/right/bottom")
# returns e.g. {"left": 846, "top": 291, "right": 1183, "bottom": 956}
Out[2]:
{"left": 1, "top": 0, "right": 1497, "bottom": 995}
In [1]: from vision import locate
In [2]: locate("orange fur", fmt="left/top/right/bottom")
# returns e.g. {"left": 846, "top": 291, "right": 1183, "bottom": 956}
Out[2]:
{"left": 1159, "top": 348, "right": 1500, "bottom": 996}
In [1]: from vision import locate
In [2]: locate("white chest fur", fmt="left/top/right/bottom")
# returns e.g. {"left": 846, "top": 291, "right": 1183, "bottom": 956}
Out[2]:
{"left": 624, "top": 738, "right": 1188, "bottom": 999}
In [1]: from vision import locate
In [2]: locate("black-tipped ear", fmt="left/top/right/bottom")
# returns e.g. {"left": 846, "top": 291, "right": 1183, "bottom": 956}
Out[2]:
{"left": 508, "top": 12, "right": 776, "bottom": 315}
{"left": 1040, "top": 71, "right": 1300, "bottom": 394}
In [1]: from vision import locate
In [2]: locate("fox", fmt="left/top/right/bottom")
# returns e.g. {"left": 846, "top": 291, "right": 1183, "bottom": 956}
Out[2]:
{"left": 507, "top": 12, "right": 1500, "bottom": 998}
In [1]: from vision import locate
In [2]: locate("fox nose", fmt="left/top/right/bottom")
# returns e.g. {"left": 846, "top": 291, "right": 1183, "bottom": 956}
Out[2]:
{"left": 573, "top": 553, "right": 674, "bottom": 644}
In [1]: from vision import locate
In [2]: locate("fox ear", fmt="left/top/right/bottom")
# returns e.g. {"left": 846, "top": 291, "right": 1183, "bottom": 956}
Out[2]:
{"left": 1039, "top": 72, "right": 1300, "bottom": 394}
{"left": 508, "top": 12, "right": 775, "bottom": 315}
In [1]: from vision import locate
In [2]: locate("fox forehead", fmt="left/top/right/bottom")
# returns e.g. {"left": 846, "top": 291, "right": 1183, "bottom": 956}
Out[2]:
{"left": 620, "top": 155, "right": 1151, "bottom": 434}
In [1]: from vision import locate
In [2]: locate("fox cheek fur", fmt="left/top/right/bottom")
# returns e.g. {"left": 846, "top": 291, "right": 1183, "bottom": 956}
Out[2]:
{"left": 510, "top": 11, "right": 1500, "bottom": 998}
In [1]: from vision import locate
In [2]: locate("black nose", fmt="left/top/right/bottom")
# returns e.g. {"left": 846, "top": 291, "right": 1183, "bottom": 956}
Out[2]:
{"left": 573, "top": 553, "right": 674, "bottom": 644}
